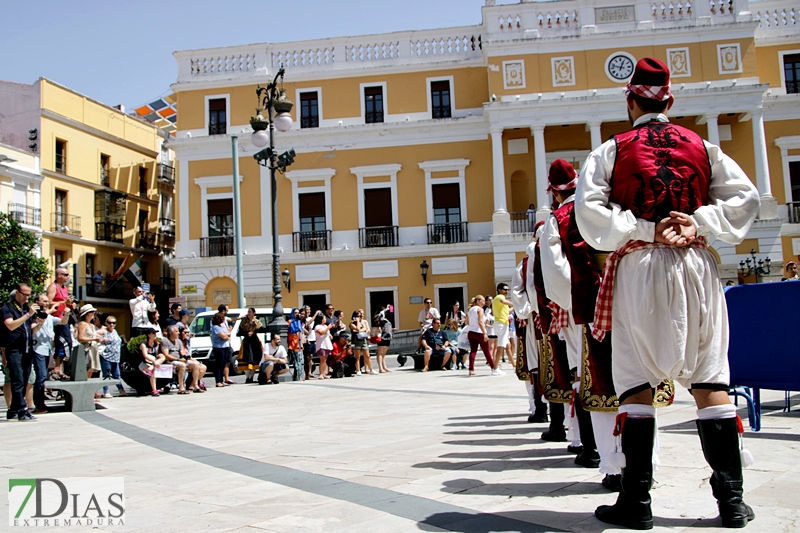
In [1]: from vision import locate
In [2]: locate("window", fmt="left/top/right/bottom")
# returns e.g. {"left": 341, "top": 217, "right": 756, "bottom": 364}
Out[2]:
{"left": 54, "top": 189, "right": 67, "bottom": 218}
{"left": 207, "top": 199, "right": 233, "bottom": 238}
{"left": 54, "top": 250, "right": 66, "bottom": 270}
{"left": 139, "top": 167, "right": 148, "bottom": 197}
{"left": 55, "top": 139, "right": 67, "bottom": 173}
{"left": 364, "top": 86, "right": 384, "bottom": 124}
{"left": 300, "top": 91, "right": 319, "bottom": 128}
{"left": 785, "top": 54, "right": 800, "bottom": 94}
{"left": 361, "top": 188, "right": 396, "bottom": 247}
{"left": 299, "top": 192, "right": 326, "bottom": 232}
{"left": 432, "top": 183, "right": 461, "bottom": 224}
{"left": 208, "top": 98, "right": 227, "bottom": 135}
{"left": 431, "top": 81, "right": 452, "bottom": 119}
{"left": 138, "top": 209, "right": 149, "bottom": 234}
{"left": 790, "top": 161, "right": 800, "bottom": 203}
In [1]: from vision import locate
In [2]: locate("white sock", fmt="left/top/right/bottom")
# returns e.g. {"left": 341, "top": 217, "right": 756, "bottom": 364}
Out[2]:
{"left": 620, "top": 404, "right": 655, "bottom": 418}
{"left": 697, "top": 404, "right": 736, "bottom": 420}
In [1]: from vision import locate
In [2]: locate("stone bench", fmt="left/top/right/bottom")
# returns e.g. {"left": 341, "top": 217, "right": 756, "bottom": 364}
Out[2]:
{"left": 43, "top": 378, "right": 105, "bottom": 412}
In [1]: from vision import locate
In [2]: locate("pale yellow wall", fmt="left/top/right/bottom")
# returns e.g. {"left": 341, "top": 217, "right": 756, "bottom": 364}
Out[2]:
{"left": 177, "top": 67, "right": 490, "bottom": 129}
{"left": 765, "top": 119, "right": 800, "bottom": 204}
{"left": 187, "top": 158, "right": 262, "bottom": 240}
{"left": 280, "top": 253, "right": 495, "bottom": 330}
{"left": 489, "top": 39, "right": 758, "bottom": 96}
{"left": 205, "top": 276, "right": 238, "bottom": 307}
{"left": 756, "top": 43, "right": 800, "bottom": 89}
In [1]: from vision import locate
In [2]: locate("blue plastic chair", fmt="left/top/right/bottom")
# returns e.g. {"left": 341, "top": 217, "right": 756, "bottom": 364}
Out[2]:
{"left": 725, "top": 280, "right": 800, "bottom": 431}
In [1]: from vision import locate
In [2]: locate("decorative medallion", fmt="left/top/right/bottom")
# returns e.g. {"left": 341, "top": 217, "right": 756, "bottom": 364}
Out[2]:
{"left": 503, "top": 60, "right": 526, "bottom": 89}
{"left": 718, "top": 43, "right": 742, "bottom": 74}
{"left": 667, "top": 47, "right": 691, "bottom": 77}
{"left": 551, "top": 56, "right": 576, "bottom": 87}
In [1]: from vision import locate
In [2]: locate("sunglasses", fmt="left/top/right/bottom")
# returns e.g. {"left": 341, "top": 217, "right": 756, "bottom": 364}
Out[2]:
{"left": 107, "top": 322, "right": 117, "bottom": 325}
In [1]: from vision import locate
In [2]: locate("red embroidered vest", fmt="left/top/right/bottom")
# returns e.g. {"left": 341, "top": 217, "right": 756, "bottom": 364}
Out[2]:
{"left": 610, "top": 121, "right": 711, "bottom": 221}
{"left": 532, "top": 241, "right": 553, "bottom": 333}
{"left": 553, "top": 202, "right": 600, "bottom": 325}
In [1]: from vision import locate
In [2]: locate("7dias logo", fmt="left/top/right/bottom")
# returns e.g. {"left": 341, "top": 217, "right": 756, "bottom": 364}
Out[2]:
{"left": 8, "top": 478, "right": 124, "bottom": 527}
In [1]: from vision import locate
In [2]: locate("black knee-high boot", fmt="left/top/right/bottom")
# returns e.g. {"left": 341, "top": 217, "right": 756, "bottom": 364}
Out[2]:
{"left": 541, "top": 401, "right": 567, "bottom": 441}
{"left": 574, "top": 400, "right": 600, "bottom": 467}
{"left": 696, "top": 418, "right": 755, "bottom": 528}
{"left": 529, "top": 373, "right": 549, "bottom": 423}
{"left": 595, "top": 416, "right": 655, "bottom": 530}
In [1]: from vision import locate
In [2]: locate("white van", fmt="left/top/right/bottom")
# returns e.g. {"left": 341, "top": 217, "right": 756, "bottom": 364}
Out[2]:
{"left": 187, "top": 308, "right": 291, "bottom": 371}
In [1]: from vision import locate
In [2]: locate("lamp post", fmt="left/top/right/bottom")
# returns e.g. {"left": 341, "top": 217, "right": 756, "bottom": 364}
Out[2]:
{"left": 420, "top": 260, "right": 429, "bottom": 286}
{"left": 739, "top": 249, "right": 771, "bottom": 283}
{"left": 251, "top": 66, "right": 295, "bottom": 343}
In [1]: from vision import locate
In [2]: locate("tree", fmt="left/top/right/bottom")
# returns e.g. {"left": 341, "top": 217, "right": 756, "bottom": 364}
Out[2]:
{"left": 0, "top": 212, "right": 51, "bottom": 302}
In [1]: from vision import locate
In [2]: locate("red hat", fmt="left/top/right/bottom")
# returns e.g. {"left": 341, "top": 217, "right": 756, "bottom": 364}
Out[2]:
{"left": 626, "top": 57, "right": 672, "bottom": 101}
{"left": 546, "top": 159, "right": 578, "bottom": 193}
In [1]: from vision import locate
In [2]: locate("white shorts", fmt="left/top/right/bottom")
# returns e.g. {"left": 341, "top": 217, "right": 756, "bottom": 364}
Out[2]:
{"left": 611, "top": 247, "right": 729, "bottom": 396}
{"left": 493, "top": 322, "right": 509, "bottom": 347}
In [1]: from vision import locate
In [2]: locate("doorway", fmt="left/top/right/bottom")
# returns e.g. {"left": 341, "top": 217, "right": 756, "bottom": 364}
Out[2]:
{"left": 301, "top": 293, "right": 328, "bottom": 315}
{"left": 368, "top": 289, "right": 395, "bottom": 327}
{"left": 436, "top": 285, "right": 465, "bottom": 318}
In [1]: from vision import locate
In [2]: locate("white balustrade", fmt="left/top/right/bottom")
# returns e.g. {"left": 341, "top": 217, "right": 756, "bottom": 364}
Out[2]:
{"left": 190, "top": 53, "right": 257, "bottom": 76}
{"left": 537, "top": 11, "right": 580, "bottom": 29}
{"left": 754, "top": 5, "right": 797, "bottom": 26}
{"left": 652, "top": 1, "right": 693, "bottom": 19}
{"left": 272, "top": 47, "right": 335, "bottom": 68}
{"left": 408, "top": 35, "right": 481, "bottom": 57}
{"left": 498, "top": 14, "right": 522, "bottom": 31}
{"left": 345, "top": 42, "right": 400, "bottom": 62}
{"left": 708, "top": 0, "right": 734, "bottom": 15}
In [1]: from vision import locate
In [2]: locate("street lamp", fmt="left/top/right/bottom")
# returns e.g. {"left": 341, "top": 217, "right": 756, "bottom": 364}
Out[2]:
{"left": 251, "top": 66, "right": 295, "bottom": 343}
{"left": 739, "top": 249, "right": 771, "bottom": 283}
{"left": 420, "top": 259, "right": 429, "bottom": 286}
{"left": 282, "top": 268, "right": 291, "bottom": 292}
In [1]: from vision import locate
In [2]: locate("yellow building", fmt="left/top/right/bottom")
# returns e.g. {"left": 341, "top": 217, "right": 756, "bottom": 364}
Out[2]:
{"left": 0, "top": 78, "right": 176, "bottom": 339}
{"left": 169, "top": 0, "right": 800, "bottom": 329}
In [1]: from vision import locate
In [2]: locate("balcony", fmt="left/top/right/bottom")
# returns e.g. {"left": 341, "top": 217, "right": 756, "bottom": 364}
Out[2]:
{"left": 51, "top": 212, "right": 81, "bottom": 236}
{"left": 137, "top": 230, "right": 159, "bottom": 250}
{"left": 365, "top": 110, "right": 384, "bottom": 124}
{"left": 359, "top": 226, "right": 398, "bottom": 248}
{"left": 200, "top": 236, "right": 234, "bottom": 257}
{"left": 100, "top": 168, "right": 110, "bottom": 187}
{"left": 8, "top": 203, "right": 41, "bottom": 227}
{"left": 160, "top": 276, "right": 176, "bottom": 294}
{"left": 300, "top": 115, "right": 319, "bottom": 128}
{"left": 789, "top": 202, "right": 800, "bottom": 224}
{"left": 159, "top": 218, "right": 175, "bottom": 238}
{"left": 95, "top": 222, "right": 124, "bottom": 244}
{"left": 427, "top": 222, "right": 467, "bottom": 244}
{"left": 293, "top": 230, "right": 331, "bottom": 252}
{"left": 157, "top": 163, "right": 175, "bottom": 184}
{"left": 510, "top": 211, "right": 537, "bottom": 234}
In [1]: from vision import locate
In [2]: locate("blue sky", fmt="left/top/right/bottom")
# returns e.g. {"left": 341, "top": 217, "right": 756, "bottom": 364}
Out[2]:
{"left": 0, "top": 0, "right": 516, "bottom": 110}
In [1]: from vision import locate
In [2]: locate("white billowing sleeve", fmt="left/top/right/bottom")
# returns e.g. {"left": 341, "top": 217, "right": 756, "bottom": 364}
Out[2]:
{"left": 575, "top": 140, "right": 656, "bottom": 251}
{"left": 525, "top": 242, "right": 537, "bottom": 308}
{"left": 510, "top": 259, "right": 532, "bottom": 319}
{"left": 540, "top": 215, "right": 572, "bottom": 310}
{"left": 690, "top": 141, "right": 760, "bottom": 244}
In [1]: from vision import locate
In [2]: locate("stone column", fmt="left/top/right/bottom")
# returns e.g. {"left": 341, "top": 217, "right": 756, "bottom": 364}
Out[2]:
{"left": 490, "top": 125, "right": 510, "bottom": 234}
{"left": 531, "top": 124, "right": 550, "bottom": 221}
{"left": 705, "top": 115, "right": 720, "bottom": 147}
{"left": 751, "top": 108, "right": 778, "bottom": 219}
{"left": 588, "top": 121, "right": 603, "bottom": 149}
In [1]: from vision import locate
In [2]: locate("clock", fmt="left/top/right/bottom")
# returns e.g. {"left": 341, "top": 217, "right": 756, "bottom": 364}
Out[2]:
{"left": 607, "top": 54, "right": 635, "bottom": 81}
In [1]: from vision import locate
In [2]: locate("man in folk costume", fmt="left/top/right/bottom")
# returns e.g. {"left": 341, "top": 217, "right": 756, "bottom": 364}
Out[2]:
{"left": 575, "top": 57, "right": 759, "bottom": 529}
{"left": 540, "top": 160, "right": 602, "bottom": 470}
{"left": 510, "top": 234, "right": 548, "bottom": 424}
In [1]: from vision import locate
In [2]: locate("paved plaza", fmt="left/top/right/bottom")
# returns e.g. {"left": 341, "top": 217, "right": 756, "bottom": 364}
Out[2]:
{"left": 2, "top": 365, "right": 799, "bottom": 532}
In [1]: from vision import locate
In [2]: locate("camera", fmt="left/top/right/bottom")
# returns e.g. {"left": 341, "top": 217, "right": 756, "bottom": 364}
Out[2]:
{"left": 36, "top": 311, "right": 48, "bottom": 320}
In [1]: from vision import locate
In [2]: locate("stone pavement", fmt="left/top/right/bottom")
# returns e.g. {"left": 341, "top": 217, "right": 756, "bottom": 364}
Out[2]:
{"left": 2, "top": 365, "right": 799, "bottom": 532}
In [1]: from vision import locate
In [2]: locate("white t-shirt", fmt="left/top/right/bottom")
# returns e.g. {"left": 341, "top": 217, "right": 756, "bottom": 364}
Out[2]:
{"left": 32, "top": 315, "right": 61, "bottom": 356}
{"left": 261, "top": 343, "right": 287, "bottom": 365}
{"left": 418, "top": 307, "right": 440, "bottom": 327}
{"left": 315, "top": 324, "right": 332, "bottom": 352}
{"left": 306, "top": 317, "right": 316, "bottom": 343}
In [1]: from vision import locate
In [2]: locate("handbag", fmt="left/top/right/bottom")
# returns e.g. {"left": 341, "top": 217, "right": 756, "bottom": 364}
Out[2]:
{"left": 356, "top": 331, "right": 369, "bottom": 340}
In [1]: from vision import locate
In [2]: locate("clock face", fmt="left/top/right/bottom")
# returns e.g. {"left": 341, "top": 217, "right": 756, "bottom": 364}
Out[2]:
{"left": 608, "top": 54, "right": 634, "bottom": 81}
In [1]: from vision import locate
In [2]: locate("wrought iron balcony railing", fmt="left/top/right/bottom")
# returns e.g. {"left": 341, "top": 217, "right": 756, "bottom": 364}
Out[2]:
{"left": 95, "top": 222, "right": 124, "bottom": 244}
{"left": 159, "top": 218, "right": 176, "bottom": 238}
{"left": 137, "top": 230, "right": 159, "bottom": 250}
{"left": 157, "top": 163, "right": 175, "bottom": 184}
{"left": 788, "top": 202, "right": 800, "bottom": 224}
{"left": 51, "top": 212, "right": 81, "bottom": 236}
{"left": 200, "top": 236, "right": 234, "bottom": 257}
{"left": 293, "top": 230, "right": 331, "bottom": 252}
{"left": 358, "top": 226, "right": 399, "bottom": 248}
{"left": 8, "top": 203, "right": 41, "bottom": 227}
{"left": 427, "top": 222, "right": 468, "bottom": 244}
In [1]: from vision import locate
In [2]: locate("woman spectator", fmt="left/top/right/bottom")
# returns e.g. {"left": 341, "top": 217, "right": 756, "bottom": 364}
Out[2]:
{"left": 444, "top": 314, "right": 464, "bottom": 369}
{"left": 147, "top": 310, "right": 162, "bottom": 336}
{"left": 211, "top": 312, "right": 234, "bottom": 387}
{"left": 483, "top": 296, "right": 497, "bottom": 356}
{"left": 505, "top": 310, "right": 517, "bottom": 366}
{"left": 466, "top": 295, "right": 497, "bottom": 376}
{"left": 313, "top": 312, "right": 335, "bottom": 379}
{"left": 237, "top": 307, "right": 263, "bottom": 384}
{"left": 350, "top": 309, "right": 375, "bottom": 375}
{"left": 305, "top": 309, "right": 316, "bottom": 379}
{"left": 374, "top": 305, "right": 393, "bottom": 373}
{"left": 99, "top": 315, "right": 125, "bottom": 397}
{"left": 445, "top": 301, "right": 465, "bottom": 330}
{"left": 76, "top": 304, "right": 103, "bottom": 381}
{"left": 139, "top": 329, "right": 165, "bottom": 396}
{"left": 179, "top": 327, "right": 206, "bottom": 391}
{"left": 287, "top": 308, "right": 305, "bottom": 381}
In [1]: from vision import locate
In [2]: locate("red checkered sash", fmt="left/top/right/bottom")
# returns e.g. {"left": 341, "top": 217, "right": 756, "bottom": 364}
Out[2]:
{"left": 547, "top": 301, "right": 569, "bottom": 334}
{"left": 591, "top": 237, "right": 707, "bottom": 342}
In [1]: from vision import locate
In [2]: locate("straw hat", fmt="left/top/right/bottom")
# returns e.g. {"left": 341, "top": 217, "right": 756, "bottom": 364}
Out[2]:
{"left": 79, "top": 304, "right": 97, "bottom": 318}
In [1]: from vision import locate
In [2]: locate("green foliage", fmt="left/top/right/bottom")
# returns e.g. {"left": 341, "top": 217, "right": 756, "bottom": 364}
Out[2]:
{"left": 0, "top": 213, "right": 50, "bottom": 302}
{"left": 127, "top": 335, "right": 148, "bottom": 354}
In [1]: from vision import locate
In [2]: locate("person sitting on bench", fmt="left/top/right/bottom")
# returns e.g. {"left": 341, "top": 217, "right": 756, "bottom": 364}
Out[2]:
{"left": 421, "top": 318, "right": 457, "bottom": 372}
{"left": 259, "top": 334, "right": 289, "bottom": 385}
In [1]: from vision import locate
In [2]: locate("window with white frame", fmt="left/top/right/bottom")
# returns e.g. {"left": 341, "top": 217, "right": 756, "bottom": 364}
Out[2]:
{"left": 419, "top": 159, "right": 470, "bottom": 244}
{"left": 351, "top": 164, "right": 400, "bottom": 248}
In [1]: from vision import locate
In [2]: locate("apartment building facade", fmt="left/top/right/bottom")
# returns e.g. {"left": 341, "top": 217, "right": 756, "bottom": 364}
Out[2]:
{"left": 169, "top": 0, "right": 800, "bottom": 329}
{"left": 0, "top": 78, "right": 176, "bottom": 338}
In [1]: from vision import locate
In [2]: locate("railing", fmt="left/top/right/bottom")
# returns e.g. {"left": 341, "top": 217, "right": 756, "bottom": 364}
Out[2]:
{"left": 100, "top": 168, "right": 110, "bottom": 186}
{"left": 157, "top": 163, "right": 175, "bottom": 184}
{"left": 359, "top": 226, "right": 399, "bottom": 248}
{"left": 160, "top": 276, "right": 176, "bottom": 294}
{"left": 788, "top": 202, "right": 800, "bottom": 224}
{"left": 510, "top": 211, "right": 537, "bottom": 234}
{"left": 137, "top": 230, "right": 159, "bottom": 250}
{"left": 293, "top": 230, "right": 331, "bottom": 252}
{"left": 95, "top": 222, "right": 124, "bottom": 244}
{"left": 651, "top": 2, "right": 693, "bottom": 20}
{"left": 208, "top": 122, "right": 226, "bottom": 135}
{"left": 432, "top": 105, "right": 451, "bottom": 119}
{"left": 754, "top": 1, "right": 798, "bottom": 29}
{"left": 55, "top": 153, "right": 66, "bottom": 174}
{"left": 200, "top": 236, "right": 234, "bottom": 257}
{"left": 191, "top": 52, "right": 258, "bottom": 76}
{"left": 427, "top": 222, "right": 468, "bottom": 244}
{"left": 300, "top": 115, "right": 319, "bottom": 128}
{"left": 365, "top": 110, "right": 384, "bottom": 123}
{"left": 8, "top": 203, "right": 41, "bottom": 227}
{"left": 51, "top": 212, "right": 81, "bottom": 236}
{"left": 159, "top": 218, "right": 175, "bottom": 238}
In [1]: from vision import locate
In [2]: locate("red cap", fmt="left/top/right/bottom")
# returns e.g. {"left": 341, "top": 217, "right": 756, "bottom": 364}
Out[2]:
{"left": 626, "top": 57, "right": 672, "bottom": 101}
{"left": 546, "top": 159, "right": 578, "bottom": 193}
